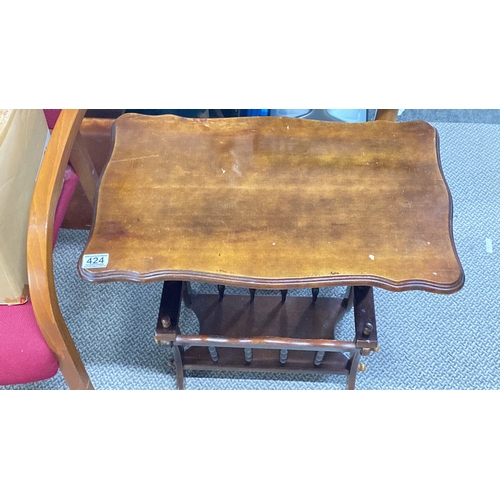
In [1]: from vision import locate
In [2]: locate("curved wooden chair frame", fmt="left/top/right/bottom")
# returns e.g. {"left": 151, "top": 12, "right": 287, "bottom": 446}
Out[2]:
{"left": 28, "top": 109, "right": 95, "bottom": 389}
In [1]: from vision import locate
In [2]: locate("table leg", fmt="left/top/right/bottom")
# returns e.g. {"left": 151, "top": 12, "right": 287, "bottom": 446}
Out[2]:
{"left": 172, "top": 344, "right": 185, "bottom": 390}
{"left": 182, "top": 281, "right": 193, "bottom": 307}
{"left": 345, "top": 286, "right": 379, "bottom": 389}
{"left": 346, "top": 350, "right": 361, "bottom": 390}
{"left": 155, "top": 281, "right": 185, "bottom": 388}
{"left": 341, "top": 286, "right": 354, "bottom": 312}
{"left": 157, "top": 281, "right": 183, "bottom": 331}
{"left": 353, "top": 286, "right": 378, "bottom": 350}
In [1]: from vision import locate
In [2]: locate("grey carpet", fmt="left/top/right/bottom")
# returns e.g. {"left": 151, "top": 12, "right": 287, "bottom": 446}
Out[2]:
{"left": 367, "top": 109, "right": 500, "bottom": 123}
{"left": 367, "top": 109, "right": 500, "bottom": 124}
{"left": 3, "top": 120, "right": 499, "bottom": 390}
{"left": 399, "top": 109, "right": 500, "bottom": 123}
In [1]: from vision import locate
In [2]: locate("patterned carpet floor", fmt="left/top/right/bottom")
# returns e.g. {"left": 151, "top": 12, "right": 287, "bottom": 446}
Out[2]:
{"left": 3, "top": 121, "right": 499, "bottom": 390}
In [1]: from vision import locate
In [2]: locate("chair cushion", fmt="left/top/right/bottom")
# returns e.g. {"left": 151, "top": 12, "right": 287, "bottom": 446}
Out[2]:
{"left": 0, "top": 165, "right": 79, "bottom": 385}
{"left": 0, "top": 299, "right": 59, "bottom": 384}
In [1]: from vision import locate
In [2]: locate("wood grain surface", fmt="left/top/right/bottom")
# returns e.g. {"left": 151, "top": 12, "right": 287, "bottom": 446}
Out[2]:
{"left": 79, "top": 114, "right": 464, "bottom": 293}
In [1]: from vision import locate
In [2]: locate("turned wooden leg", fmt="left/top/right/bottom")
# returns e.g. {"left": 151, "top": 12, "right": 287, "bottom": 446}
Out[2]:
{"left": 279, "top": 349, "right": 288, "bottom": 364}
{"left": 314, "top": 350, "right": 325, "bottom": 366}
{"left": 208, "top": 346, "right": 219, "bottom": 362}
{"left": 244, "top": 348, "right": 252, "bottom": 363}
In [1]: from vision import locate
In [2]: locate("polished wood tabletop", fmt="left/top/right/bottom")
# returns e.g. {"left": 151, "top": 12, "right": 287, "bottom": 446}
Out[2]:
{"left": 78, "top": 114, "right": 464, "bottom": 293}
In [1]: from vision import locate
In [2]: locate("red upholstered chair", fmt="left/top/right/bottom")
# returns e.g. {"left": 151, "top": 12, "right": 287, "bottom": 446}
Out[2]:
{"left": 0, "top": 110, "right": 93, "bottom": 389}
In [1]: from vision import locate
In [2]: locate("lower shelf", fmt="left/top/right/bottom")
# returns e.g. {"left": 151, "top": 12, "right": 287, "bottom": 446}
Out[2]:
{"left": 155, "top": 286, "right": 368, "bottom": 388}
{"left": 177, "top": 293, "right": 351, "bottom": 375}
{"left": 182, "top": 347, "right": 350, "bottom": 375}
{"left": 185, "top": 293, "right": 347, "bottom": 339}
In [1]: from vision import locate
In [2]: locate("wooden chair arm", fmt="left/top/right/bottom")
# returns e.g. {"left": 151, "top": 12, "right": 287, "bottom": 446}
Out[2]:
{"left": 27, "top": 109, "right": 93, "bottom": 389}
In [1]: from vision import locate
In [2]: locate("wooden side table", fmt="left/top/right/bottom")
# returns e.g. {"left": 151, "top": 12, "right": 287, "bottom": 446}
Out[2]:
{"left": 78, "top": 114, "right": 464, "bottom": 389}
